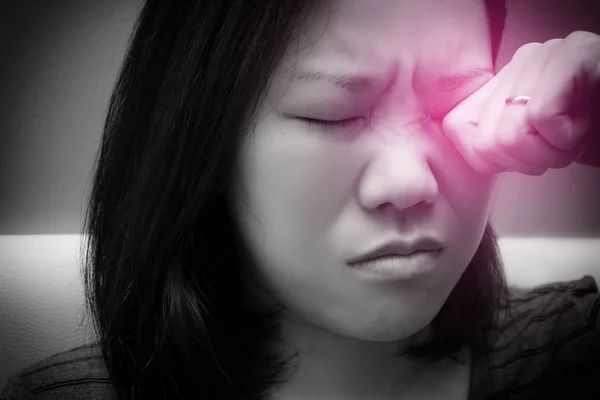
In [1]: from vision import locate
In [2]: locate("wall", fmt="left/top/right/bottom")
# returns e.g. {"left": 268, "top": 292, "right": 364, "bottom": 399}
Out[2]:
{"left": 0, "top": 0, "right": 140, "bottom": 234}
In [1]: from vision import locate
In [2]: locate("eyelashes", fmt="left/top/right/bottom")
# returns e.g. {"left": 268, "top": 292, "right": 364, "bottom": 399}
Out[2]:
{"left": 298, "top": 111, "right": 441, "bottom": 133}
{"left": 299, "top": 117, "right": 368, "bottom": 130}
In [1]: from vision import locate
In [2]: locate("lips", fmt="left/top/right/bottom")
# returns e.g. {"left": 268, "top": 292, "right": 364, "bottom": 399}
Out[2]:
{"left": 347, "top": 237, "right": 445, "bottom": 265}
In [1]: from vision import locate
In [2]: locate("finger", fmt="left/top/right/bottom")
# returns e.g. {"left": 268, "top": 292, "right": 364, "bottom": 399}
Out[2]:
{"left": 442, "top": 120, "right": 505, "bottom": 174}
{"left": 474, "top": 132, "right": 551, "bottom": 175}
{"left": 441, "top": 68, "right": 509, "bottom": 174}
{"left": 475, "top": 43, "right": 543, "bottom": 146}
{"left": 548, "top": 123, "right": 594, "bottom": 168}
{"left": 475, "top": 41, "right": 565, "bottom": 174}
{"left": 470, "top": 43, "right": 544, "bottom": 173}
{"left": 495, "top": 117, "right": 564, "bottom": 171}
{"left": 482, "top": 97, "right": 571, "bottom": 174}
{"left": 499, "top": 40, "right": 568, "bottom": 168}
{"left": 527, "top": 34, "right": 598, "bottom": 151}
{"left": 508, "top": 39, "right": 562, "bottom": 96}
{"left": 550, "top": 144, "right": 587, "bottom": 168}
{"left": 572, "top": 117, "right": 600, "bottom": 167}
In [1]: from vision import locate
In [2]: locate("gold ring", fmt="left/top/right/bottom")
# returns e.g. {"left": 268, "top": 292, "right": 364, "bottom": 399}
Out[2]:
{"left": 505, "top": 95, "right": 531, "bottom": 105}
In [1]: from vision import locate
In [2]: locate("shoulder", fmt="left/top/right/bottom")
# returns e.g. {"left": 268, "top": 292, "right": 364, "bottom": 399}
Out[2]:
{"left": 482, "top": 275, "right": 600, "bottom": 399}
{"left": 1, "top": 342, "right": 116, "bottom": 400}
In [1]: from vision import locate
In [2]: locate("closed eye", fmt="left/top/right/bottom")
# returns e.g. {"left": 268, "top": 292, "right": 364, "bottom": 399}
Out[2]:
{"left": 298, "top": 110, "right": 442, "bottom": 132}
{"left": 298, "top": 117, "right": 367, "bottom": 130}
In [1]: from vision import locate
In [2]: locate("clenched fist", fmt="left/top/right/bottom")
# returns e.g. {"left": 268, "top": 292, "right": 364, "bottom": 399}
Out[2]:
{"left": 442, "top": 31, "right": 600, "bottom": 175}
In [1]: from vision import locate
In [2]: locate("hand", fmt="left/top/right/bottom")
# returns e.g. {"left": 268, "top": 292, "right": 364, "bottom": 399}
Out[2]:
{"left": 441, "top": 31, "right": 600, "bottom": 175}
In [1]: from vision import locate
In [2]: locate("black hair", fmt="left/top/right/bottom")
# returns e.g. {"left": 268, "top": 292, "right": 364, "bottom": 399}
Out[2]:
{"left": 486, "top": 0, "right": 507, "bottom": 70}
{"left": 81, "top": 1, "right": 509, "bottom": 399}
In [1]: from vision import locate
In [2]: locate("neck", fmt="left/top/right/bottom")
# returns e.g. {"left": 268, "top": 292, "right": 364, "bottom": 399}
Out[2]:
{"left": 272, "top": 313, "right": 469, "bottom": 400}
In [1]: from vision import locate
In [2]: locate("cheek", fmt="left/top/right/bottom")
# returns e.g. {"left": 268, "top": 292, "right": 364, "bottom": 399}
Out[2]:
{"left": 442, "top": 170, "right": 497, "bottom": 275}
{"left": 424, "top": 132, "right": 497, "bottom": 268}
{"left": 239, "top": 124, "right": 361, "bottom": 235}
{"left": 443, "top": 164, "right": 496, "bottom": 220}
{"left": 233, "top": 122, "right": 366, "bottom": 294}
{"left": 427, "top": 123, "right": 498, "bottom": 222}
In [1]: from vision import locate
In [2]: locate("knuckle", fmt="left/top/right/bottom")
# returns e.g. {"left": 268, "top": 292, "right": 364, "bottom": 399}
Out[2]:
{"left": 543, "top": 38, "right": 563, "bottom": 46}
{"left": 512, "top": 42, "right": 542, "bottom": 61}
{"left": 566, "top": 30, "right": 597, "bottom": 43}
{"left": 541, "top": 38, "right": 563, "bottom": 53}
{"left": 441, "top": 112, "right": 469, "bottom": 138}
{"left": 441, "top": 114, "right": 455, "bottom": 133}
{"left": 566, "top": 31, "right": 600, "bottom": 56}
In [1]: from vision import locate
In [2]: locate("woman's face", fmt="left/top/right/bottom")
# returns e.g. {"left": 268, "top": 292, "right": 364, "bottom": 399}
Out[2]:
{"left": 231, "top": 0, "right": 499, "bottom": 342}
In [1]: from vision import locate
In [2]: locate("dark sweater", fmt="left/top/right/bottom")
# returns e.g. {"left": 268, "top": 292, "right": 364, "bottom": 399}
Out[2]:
{"left": 2, "top": 276, "right": 600, "bottom": 400}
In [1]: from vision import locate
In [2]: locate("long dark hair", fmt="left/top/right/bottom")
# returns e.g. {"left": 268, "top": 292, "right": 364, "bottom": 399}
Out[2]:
{"left": 80, "top": 1, "right": 509, "bottom": 399}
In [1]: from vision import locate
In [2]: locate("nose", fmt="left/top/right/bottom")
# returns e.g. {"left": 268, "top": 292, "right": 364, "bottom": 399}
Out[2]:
{"left": 357, "top": 143, "right": 439, "bottom": 212}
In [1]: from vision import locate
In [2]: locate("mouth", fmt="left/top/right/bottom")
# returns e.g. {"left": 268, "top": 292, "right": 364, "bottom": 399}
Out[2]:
{"left": 346, "top": 249, "right": 444, "bottom": 282}
{"left": 347, "top": 236, "right": 446, "bottom": 265}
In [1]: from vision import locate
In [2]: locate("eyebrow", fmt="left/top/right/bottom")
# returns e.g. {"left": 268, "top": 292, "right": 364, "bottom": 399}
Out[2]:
{"left": 291, "top": 70, "right": 380, "bottom": 94}
{"left": 292, "top": 67, "right": 494, "bottom": 94}
{"left": 430, "top": 67, "right": 494, "bottom": 92}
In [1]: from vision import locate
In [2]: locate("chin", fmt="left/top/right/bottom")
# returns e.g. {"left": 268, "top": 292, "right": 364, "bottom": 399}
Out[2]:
{"left": 335, "top": 308, "right": 440, "bottom": 343}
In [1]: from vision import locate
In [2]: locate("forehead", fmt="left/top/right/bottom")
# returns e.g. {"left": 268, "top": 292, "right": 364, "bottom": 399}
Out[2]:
{"left": 277, "top": 0, "right": 491, "bottom": 81}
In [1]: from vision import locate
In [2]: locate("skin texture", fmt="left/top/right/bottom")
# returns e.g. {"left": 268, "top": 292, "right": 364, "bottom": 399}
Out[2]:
{"left": 230, "top": 0, "right": 498, "bottom": 398}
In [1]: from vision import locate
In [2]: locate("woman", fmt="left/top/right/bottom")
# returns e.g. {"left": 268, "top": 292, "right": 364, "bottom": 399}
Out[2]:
{"left": 2, "top": 0, "right": 599, "bottom": 399}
